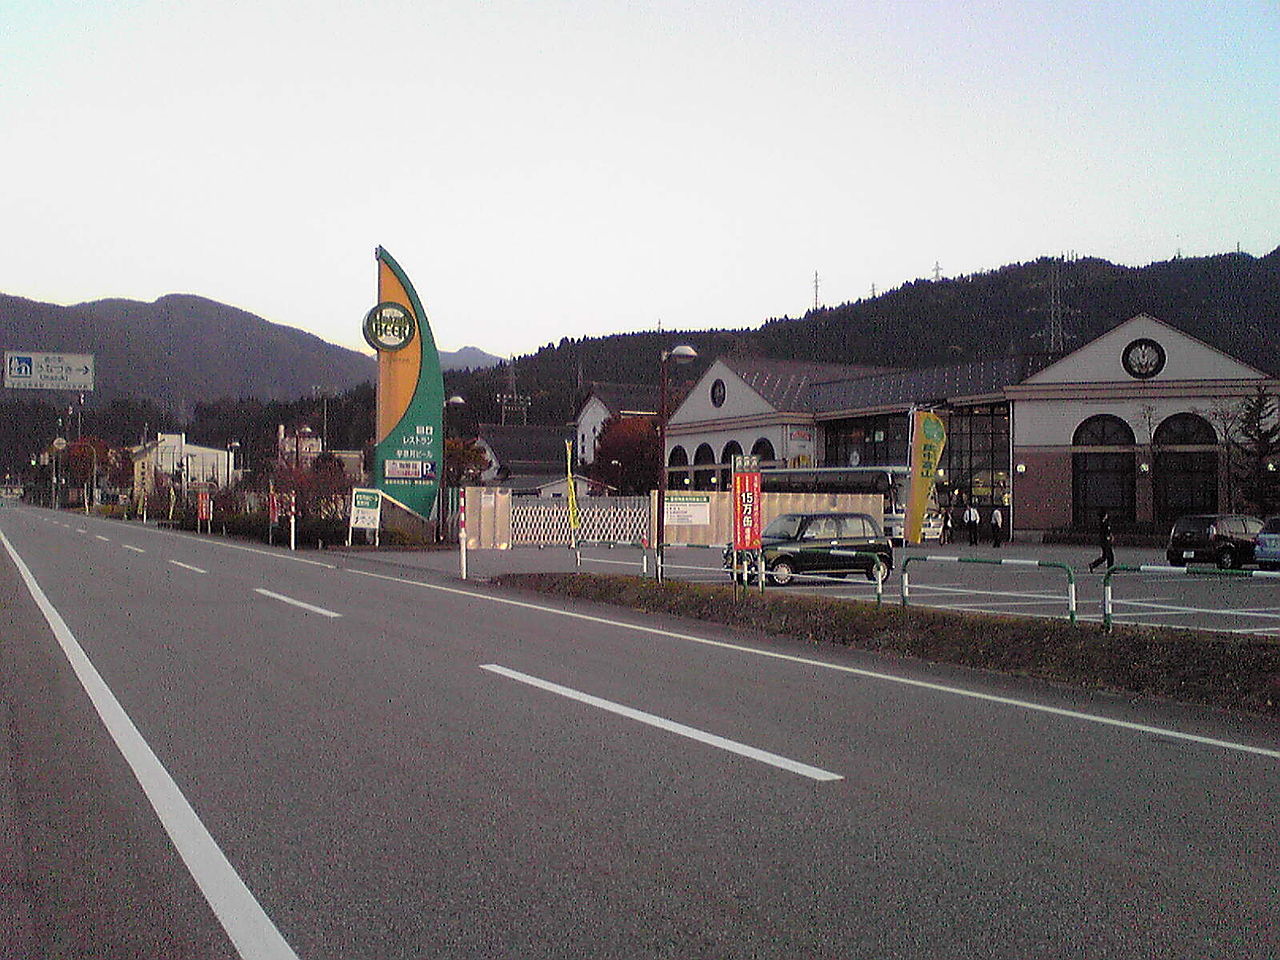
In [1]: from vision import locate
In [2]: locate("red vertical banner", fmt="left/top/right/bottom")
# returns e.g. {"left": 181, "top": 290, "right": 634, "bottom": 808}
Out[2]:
{"left": 269, "top": 492, "right": 280, "bottom": 525}
{"left": 197, "top": 490, "right": 212, "bottom": 522}
{"left": 733, "top": 470, "right": 763, "bottom": 550}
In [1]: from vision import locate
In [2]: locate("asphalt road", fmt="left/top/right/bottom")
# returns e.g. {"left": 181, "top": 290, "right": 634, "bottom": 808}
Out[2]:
{"left": 2, "top": 503, "right": 1278, "bottom": 959}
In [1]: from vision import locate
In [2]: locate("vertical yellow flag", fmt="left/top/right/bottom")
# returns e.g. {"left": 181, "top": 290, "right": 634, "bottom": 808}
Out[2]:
{"left": 905, "top": 410, "right": 946, "bottom": 544}
{"left": 565, "top": 440, "right": 581, "bottom": 535}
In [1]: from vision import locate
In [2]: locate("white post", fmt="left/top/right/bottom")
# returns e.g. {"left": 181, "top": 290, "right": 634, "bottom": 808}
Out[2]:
{"left": 459, "top": 487, "right": 468, "bottom": 580}
{"left": 289, "top": 492, "right": 297, "bottom": 551}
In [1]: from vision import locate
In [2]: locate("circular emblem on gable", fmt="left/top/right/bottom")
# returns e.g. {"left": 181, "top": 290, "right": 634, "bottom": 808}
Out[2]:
{"left": 710, "top": 378, "right": 726, "bottom": 408}
{"left": 1122, "top": 338, "right": 1165, "bottom": 379}
{"left": 363, "top": 302, "right": 416, "bottom": 352}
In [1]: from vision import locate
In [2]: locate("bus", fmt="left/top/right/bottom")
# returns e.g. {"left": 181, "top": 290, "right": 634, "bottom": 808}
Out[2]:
{"left": 758, "top": 466, "right": 943, "bottom": 544}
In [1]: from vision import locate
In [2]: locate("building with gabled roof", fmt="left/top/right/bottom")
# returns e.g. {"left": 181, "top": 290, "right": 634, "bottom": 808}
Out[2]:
{"left": 664, "top": 315, "right": 1280, "bottom": 538}
{"left": 575, "top": 382, "right": 661, "bottom": 466}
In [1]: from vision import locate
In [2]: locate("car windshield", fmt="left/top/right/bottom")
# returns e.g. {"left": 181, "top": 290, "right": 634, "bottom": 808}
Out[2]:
{"left": 1172, "top": 517, "right": 1213, "bottom": 535}
{"left": 763, "top": 515, "right": 803, "bottom": 540}
{"left": 1262, "top": 518, "right": 1280, "bottom": 535}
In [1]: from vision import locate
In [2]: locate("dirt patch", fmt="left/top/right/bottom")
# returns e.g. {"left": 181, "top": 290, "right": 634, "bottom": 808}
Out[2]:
{"left": 494, "top": 573, "right": 1280, "bottom": 717}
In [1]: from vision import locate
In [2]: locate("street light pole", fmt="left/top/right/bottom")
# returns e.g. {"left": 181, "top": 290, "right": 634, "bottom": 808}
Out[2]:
{"left": 656, "top": 344, "right": 697, "bottom": 582}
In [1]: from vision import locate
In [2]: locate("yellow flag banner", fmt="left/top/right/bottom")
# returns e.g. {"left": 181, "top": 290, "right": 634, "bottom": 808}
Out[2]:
{"left": 905, "top": 410, "right": 946, "bottom": 544}
{"left": 565, "top": 440, "right": 581, "bottom": 535}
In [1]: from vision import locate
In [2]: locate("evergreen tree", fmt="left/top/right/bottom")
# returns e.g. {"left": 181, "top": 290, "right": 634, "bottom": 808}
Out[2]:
{"left": 1228, "top": 385, "right": 1280, "bottom": 516}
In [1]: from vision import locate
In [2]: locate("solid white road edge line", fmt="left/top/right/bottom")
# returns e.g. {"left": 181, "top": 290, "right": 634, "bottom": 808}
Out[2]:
{"left": 349, "top": 568, "right": 1280, "bottom": 761}
{"left": 0, "top": 530, "right": 300, "bottom": 960}
{"left": 481, "top": 664, "right": 842, "bottom": 781}
{"left": 253, "top": 588, "right": 341, "bottom": 618}
{"left": 169, "top": 560, "right": 208, "bottom": 574}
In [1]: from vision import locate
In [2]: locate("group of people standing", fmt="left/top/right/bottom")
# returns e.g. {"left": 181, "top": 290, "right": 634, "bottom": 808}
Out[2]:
{"left": 937, "top": 500, "right": 1116, "bottom": 570}
{"left": 939, "top": 498, "right": 1003, "bottom": 547}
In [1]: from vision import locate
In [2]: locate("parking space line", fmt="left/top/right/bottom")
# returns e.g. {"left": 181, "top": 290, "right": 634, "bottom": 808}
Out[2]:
{"left": 481, "top": 664, "right": 843, "bottom": 781}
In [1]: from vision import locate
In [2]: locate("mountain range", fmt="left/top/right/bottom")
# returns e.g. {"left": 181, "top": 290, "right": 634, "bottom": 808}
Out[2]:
{"left": 0, "top": 292, "right": 502, "bottom": 417}
{"left": 4, "top": 246, "right": 1279, "bottom": 431}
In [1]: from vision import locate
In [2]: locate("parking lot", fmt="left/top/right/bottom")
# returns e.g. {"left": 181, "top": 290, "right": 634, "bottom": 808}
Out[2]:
{"left": 418, "top": 540, "right": 1280, "bottom": 637}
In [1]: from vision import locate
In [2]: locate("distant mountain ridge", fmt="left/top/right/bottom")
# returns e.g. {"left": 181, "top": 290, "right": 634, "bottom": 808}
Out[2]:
{"left": 0, "top": 292, "right": 500, "bottom": 416}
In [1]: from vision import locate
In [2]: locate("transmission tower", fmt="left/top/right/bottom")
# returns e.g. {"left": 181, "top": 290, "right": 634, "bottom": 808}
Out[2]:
{"left": 813, "top": 271, "right": 820, "bottom": 311}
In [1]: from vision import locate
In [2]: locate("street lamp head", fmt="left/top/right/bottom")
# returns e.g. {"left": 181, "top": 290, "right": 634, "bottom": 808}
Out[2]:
{"left": 447, "top": 395, "right": 466, "bottom": 406}
{"left": 663, "top": 344, "right": 698, "bottom": 364}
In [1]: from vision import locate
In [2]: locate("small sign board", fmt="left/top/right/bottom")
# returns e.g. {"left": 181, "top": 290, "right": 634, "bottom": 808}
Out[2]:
{"left": 350, "top": 488, "right": 382, "bottom": 531}
{"left": 197, "top": 490, "right": 212, "bottom": 522}
{"left": 4, "top": 352, "right": 95, "bottom": 391}
{"left": 664, "top": 493, "right": 711, "bottom": 526}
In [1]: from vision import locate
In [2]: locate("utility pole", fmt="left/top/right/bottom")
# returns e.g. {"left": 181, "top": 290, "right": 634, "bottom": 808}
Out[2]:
{"left": 813, "top": 271, "right": 820, "bottom": 311}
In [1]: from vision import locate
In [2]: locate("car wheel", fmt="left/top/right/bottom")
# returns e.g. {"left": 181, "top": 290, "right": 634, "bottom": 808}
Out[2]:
{"left": 1216, "top": 547, "right": 1236, "bottom": 570}
{"left": 865, "top": 557, "right": 889, "bottom": 582}
{"left": 768, "top": 559, "right": 795, "bottom": 586}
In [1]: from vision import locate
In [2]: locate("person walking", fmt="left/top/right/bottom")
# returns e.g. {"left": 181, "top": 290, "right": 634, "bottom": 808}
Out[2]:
{"left": 940, "top": 510, "right": 953, "bottom": 545}
{"left": 1088, "top": 509, "right": 1115, "bottom": 571}
{"left": 990, "top": 507, "right": 1004, "bottom": 548}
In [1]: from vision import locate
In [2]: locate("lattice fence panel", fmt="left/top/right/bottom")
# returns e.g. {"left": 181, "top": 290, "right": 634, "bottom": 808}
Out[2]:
{"left": 510, "top": 497, "right": 649, "bottom": 546}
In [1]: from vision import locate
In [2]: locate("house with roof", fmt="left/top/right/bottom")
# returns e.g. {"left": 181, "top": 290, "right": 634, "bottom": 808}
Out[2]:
{"left": 575, "top": 382, "right": 661, "bottom": 466}
{"left": 474, "top": 423, "right": 592, "bottom": 498}
{"left": 664, "top": 316, "right": 1280, "bottom": 538}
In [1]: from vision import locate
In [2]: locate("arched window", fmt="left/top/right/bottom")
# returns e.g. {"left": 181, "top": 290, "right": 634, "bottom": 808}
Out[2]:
{"left": 1073, "top": 415, "right": 1135, "bottom": 446}
{"left": 721, "top": 440, "right": 743, "bottom": 464}
{"left": 1154, "top": 413, "right": 1215, "bottom": 445}
{"left": 750, "top": 438, "right": 776, "bottom": 462}
{"left": 1153, "top": 413, "right": 1218, "bottom": 521}
{"left": 667, "top": 446, "right": 688, "bottom": 467}
{"left": 692, "top": 443, "right": 717, "bottom": 490}
{"left": 1072, "top": 415, "right": 1135, "bottom": 525}
{"left": 693, "top": 444, "right": 716, "bottom": 465}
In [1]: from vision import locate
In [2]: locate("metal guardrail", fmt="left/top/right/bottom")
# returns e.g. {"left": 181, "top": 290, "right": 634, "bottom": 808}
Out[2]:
{"left": 1101, "top": 563, "right": 1280, "bottom": 630}
{"left": 901, "top": 555, "right": 1078, "bottom": 625}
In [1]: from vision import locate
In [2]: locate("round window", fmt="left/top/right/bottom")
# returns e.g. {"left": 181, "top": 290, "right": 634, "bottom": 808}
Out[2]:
{"left": 1121, "top": 338, "right": 1166, "bottom": 379}
{"left": 710, "top": 379, "right": 726, "bottom": 408}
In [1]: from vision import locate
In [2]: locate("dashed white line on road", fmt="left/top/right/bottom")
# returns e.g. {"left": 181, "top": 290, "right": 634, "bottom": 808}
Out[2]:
{"left": 96, "top": 535, "right": 110, "bottom": 542}
{"left": 482, "top": 664, "right": 843, "bottom": 782}
{"left": 169, "top": 560, "right": 207, "bottom": 574}
{"left": 123, "top": 545, "right": 146, "bottom": 553}
{"left": 253, "top": 588, "right": 341, "bottom": 618}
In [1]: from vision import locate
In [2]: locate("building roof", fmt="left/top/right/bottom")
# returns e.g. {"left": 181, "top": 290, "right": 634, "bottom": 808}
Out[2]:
{"left": 578, "top": 382, "right": 660, "bottom": 418}
{"left": 808, "top": 354, "right": 1058, "bottom": 414}
{"left": 475, "top": 423, "right": 574, "bottom": 471}
{"left": 722, "top": 356, "right": 891, "bottom": 412}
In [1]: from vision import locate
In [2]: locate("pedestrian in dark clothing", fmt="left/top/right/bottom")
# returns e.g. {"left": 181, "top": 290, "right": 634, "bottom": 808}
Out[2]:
{"left": 1088, "top": 509, "right": 1115, "bottom": 571}
{"left": 940, "top": 511, "right": 953, "bottom": 545}
{"left": 965, "top": 505, "right": 979, "bottom": 546}
{"left": 990, "top": 507, "right": 1004, "bottom": 548}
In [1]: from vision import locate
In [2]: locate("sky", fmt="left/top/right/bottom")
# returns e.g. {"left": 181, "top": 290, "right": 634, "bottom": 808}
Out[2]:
{"left": 2, "top": 0, "right": 1277, "bottom": 358}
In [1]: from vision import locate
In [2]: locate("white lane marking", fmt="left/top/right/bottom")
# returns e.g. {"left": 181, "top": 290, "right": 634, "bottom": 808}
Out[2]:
{"left": 912, "top": 584, "right": 1061, "bottom": 600}
{"left": 123, "top": 545, "right": 146, "bottom": 553}
{"left": 96, "top": 535, "right": 111, "bottom": 542}
{"left": 1118, "top": 599, "right": 1280, "bottom": 621}
{"left": 0, "top": 530, "right": 300, "bottom": 960}
{"left": 482, "top": 664, "right": 842, "bottom": 781}
{"left": 76, "top": 527, "right": 87, "bottom": 533}
{"left": 253, "top": 588, "right": 341, "bottom": 618}
{"left": 349, "top": 568, "right": 1280, "bottom": 760}
{"left": 169, "top": 560, "right": 208, "bottom": 574}
{"left": 940, "top": 598, "right": 1070, "bottom": 610}
{"left": 207, "top": 540, "right": 335, "bottom": 568}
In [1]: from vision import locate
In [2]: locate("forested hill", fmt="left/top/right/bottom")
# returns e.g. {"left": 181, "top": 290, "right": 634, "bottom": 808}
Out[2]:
{"left": 752, "top": 249, "right": 1280, "bottom": 372}
{"left": 447, "top": 247, "right": 1280, "bottom": 426}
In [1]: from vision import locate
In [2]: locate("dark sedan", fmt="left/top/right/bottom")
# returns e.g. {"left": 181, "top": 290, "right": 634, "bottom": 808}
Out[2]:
{"left": 725, "top": 511, "right": 893, "bottom": 585}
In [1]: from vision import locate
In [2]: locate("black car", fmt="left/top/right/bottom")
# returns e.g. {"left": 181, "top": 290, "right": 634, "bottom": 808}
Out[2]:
{"left": 724, "top": 512, "right": 893, "bottom": 585}
{"left": 1165, "top": 514, "right": 1263, "bottom": 569}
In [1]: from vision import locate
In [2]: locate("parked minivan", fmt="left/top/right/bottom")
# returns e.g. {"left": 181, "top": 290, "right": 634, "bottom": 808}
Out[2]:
{"left": 1165, "top": 514, "right": 1263, "bottom": 569}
